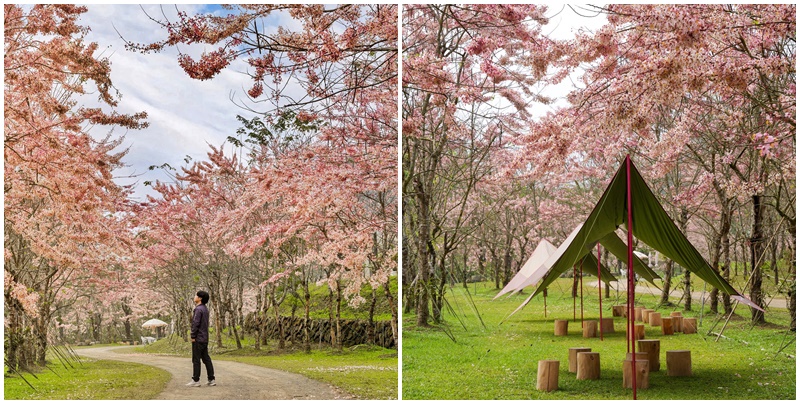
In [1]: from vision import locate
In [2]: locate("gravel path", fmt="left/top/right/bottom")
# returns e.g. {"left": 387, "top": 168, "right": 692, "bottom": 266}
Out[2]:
{"left": 78, "top": 346, "right": 350, "bottom": 400}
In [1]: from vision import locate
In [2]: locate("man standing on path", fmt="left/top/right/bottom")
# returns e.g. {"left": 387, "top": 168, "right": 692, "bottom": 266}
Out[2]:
{"left": 187, "top": 290, "right": 216, "bottom": 387}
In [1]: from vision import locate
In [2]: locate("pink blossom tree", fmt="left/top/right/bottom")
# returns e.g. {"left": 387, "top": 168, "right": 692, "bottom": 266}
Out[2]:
{"left": 520, "top": 4, "right": 794, "bottom": 323}
{"left": 4, "top": 5, "right": 147, "bottom": 369}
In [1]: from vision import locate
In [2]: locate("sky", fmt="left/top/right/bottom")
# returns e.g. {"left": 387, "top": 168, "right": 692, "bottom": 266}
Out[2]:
{"left": 77, "top": 4, "right": 300, "bottom": 201}
{"left": 75, "top": 4, "right": 606, "bottom": 202}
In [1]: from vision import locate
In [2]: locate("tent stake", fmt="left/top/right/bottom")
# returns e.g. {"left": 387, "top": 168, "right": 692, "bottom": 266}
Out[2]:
{"left": 626, "top": 155, "right": 637, "bottom": 400}
{"left": 598, "top": 243, "right": 603, "bottom": 341}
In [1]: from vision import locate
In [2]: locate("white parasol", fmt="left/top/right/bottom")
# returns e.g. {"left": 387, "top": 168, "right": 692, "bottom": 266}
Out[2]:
{"left": 142, "top": 318, "right": 168, "bottom": 329}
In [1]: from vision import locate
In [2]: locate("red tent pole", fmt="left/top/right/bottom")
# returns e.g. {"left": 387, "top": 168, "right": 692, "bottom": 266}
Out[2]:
{"left": 598, "top": 243, "right": 603, "bottom": 341}
{"left": 626, "top": 155, "right": 637, "bottom": 399}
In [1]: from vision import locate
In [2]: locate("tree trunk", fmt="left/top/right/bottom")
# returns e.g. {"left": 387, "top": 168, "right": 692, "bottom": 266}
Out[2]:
{"left": 722, "top": 216, "right": 732, "bottom": 314}
{"left": 271, "top": 286, "right": 285, "bottom": 349}
{"left": 502, "top": 222, "right": 513, "bottom": 285}
{"left": 230, "top": 307, "right": 243, "bottom": 349}
{"left": 329, "top": 283, "right": 336, "bottom": 347}
{"left": 750, "top": 194, "right": 766, "bottom": 324}
{"left": 335, "top": 281, "right": 343, "bottom": 352}
{"left": 34, "top": 299, "right": 53, "bottom": 365}
{"left": 304, "top": 278, "right": 311, "bottom": 353}
{"left": 254, "top": 289, "right": 262, "bottom": 350}
{"left": 789, "top": 229, "right": 796, "bottom": 330}
{"left": 660, "top": 259, "right": 674, "bottom": 306}
{"left": 384, "top": 281, "right": 399, "bottom": 348}
{"left": 367, "top": 288, "right": 377, "bottom": 345}
{"left": 121, "top": 301, "right": 133, "bottom": 342}
{"left": 414, "top": 177, "right": 431, "bottom": 326}
{"left": 461, "top": 253, "right": 469, "bottom": 289}
{"left": 771, "top": 231, "right": 779, "bottom": 285}
{"left": 683, "top": 271, "right": 692, "bottom": 311}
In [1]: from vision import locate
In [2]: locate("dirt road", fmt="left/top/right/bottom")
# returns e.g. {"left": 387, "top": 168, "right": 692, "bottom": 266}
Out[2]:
{"left": 589, "top": 281, "right": 788, "bottom": 309}
{"left": 78, "top": 346, "right": 349, "bottom": 400}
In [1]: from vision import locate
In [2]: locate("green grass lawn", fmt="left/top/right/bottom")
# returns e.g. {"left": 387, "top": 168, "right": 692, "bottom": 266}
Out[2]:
{"left": 136, "top": 334, "right": 397, "bottom": 400}
{"left": 402, "top": 279, "right": 796, "bottom": 400}
{"left": 4, "top": 356, "right": 170, "bottom": 400}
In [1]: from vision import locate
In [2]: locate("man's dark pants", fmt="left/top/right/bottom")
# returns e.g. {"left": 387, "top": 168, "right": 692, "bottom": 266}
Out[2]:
{"left": 192, "top": 341, "right": 215, "bottom": 382}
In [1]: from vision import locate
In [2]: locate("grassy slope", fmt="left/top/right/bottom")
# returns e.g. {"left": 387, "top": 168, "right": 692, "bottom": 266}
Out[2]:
{"left": 402, "top": 280, "right": 796, "bottom": 400}
{"left": 136, "top": 334, "right": 397, "bottom": 400}
{"left": 4, "top": 356, "right": 170, "bottom": 400}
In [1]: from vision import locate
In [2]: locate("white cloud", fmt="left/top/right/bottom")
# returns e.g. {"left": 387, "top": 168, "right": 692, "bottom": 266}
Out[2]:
{"left": 75, "top": 4, "right": 269, "bottom": 201}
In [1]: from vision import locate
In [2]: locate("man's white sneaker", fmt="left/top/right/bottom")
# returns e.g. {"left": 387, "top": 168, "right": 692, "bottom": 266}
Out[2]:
{"left": 186, "top": 380, "right": 202, "bottom": 387}
{"left": 206, "top": 380, "right": 216, "bottom": 386}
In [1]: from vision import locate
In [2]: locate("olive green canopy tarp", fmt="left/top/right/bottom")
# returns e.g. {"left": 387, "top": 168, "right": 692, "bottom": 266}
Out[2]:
{"left": 599, "top": 232, "right": 659, "bottom": 285}
{"left": 521, "top": 158, "right": 762, "bottom": 312}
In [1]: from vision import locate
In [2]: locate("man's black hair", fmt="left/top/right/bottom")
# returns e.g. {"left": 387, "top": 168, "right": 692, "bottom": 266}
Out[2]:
{"left": 197, "top": 290, "right": 210, "bottom": 305}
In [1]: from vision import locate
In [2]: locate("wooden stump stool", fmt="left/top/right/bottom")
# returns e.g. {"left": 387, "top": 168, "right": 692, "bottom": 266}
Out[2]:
{"left": 568, "top": 347, "right": 592, "bottom": 373}
{"left": 626, "top": 351, "right": 648, "bottom": 361}
{"left": 554, "top": 320, "right": 569, "bottom": 336}
{"left": 613, "top": 305, "right": 626, "bottom": 317}
{"left": 627, "top": 324, "right": 645, "bottom": 341}
{"left": 600, "top": 317, "right": 615, "bottom": 334}
{"left": 635, "top": 307, "right": 645, "bottom": 322}
{"left": 671, "top": 315, "right": 683, "bottom": 333}
{"left": 641, "top": 309, "right": 654, "bottom": 323}
{"left": 661, "top": 317, "right": 674, "bottom": 335}
{"left": 576, "top": 352, "right": 601, "bottom": 380}
{"left": 683, "top": 318, "right": 698, "bottom": 334}
{"left": 648, "top": 312, "right": 662, "bottom": 327}
{"left": 582, "top": 320, "right": 598, "bottom": 338}
{"left": 637, "top": 339, "right": 661, "bottom": 371}
{"left": 666, "top": 350, "right": 692, "bottom": 377}
{"left": 622, "top": 359, "right": 650, "bottom": 389}
{"left": 537, "top": 360, "right": 560, "bottom": 392}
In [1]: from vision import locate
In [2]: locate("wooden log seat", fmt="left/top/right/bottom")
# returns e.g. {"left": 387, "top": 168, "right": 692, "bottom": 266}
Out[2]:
{"left": 671, "top": 314, "right": 683, "bottom": 333}
{"left": 666, "top": 350, "right": 692, "bottom": 377}
{"left": 600, "top": 317, "right": 615, "bottom": 334}
{"left": 554, "top": 320, "right": 569, "bottom": 336}
{"left": 568, "top": 347, "right": 592, "bottom": 373}
{"left": 661, "top": 317, "right": 674, "bottom": 335}
{"left": 622, "top": 359, "right": 650, "bottom": 389}
{"left": 637, "top": 339, "right": 661, "bottom": 372}
{"left": 648, "top": 312, "right": 662, "bottom": 327}
{"left": 641, "top": 309, "right": 654, "bottom": 323}
{"left": 582, "top": 320, "right": 598, "bottom": 338}
{"left": 683, "top": 318, "right": 698, "bottom": 334}
{"left": 576, "top": 352, "right": 601, "bottom": 380}
{"left": 537, "top": 360, "right": 560, "bottom": 392}
{"left": 627, "top": 324, "right": 646, "bottom": 341}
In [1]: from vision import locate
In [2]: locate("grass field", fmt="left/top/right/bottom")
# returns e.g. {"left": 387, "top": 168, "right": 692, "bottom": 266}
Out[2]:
{"left": 4, "top": 356, "right": 170, "bottom": 400}
{"left": 136, "top": 333, "right": 397, "bottom": 400}
{"left": 402, "top": 279, "right": 796, "bottom": 400}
